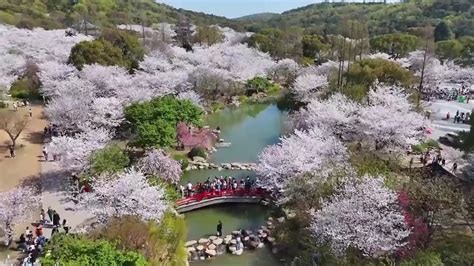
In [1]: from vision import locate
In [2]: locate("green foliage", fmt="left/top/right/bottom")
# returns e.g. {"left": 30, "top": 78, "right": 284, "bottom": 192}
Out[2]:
{"left": 188, "top": 146, "right": 207, "bottom": 159}
{"left": 41, "top": 234, "right": 148, "bottom": 266}
{"left": 9, "top": 62, "right": 42, "bottom": 100}
{"left": 399, "top": 251, "right": 444, "bottom": 266}
{"left": 0, "top": 0, "right": 240, "bottom": 31}
{"left": 434, "top": 21, "right": 452, "bottom": 42}
{"left": 345, "top": 58, "right": 414, "bottom": 88}
{"left": 93, "top": 213, "right": 187, "bottom": 266}
{"left": 100, "top": 29, "right": 145, "bottom": 71}
{"left": 459, "top": 36, "right": 474, "bottom": 66}
{"left": 68, "top": 39, "right": 123, "bottom": 70}
{"left": 147, "top": 176, "right": 180, "bottom": 202}
{"left": 430, "top": 233, "right": 474, "bottom": 265}
{"left": 370, "top": 33, "right": 419, "bottom": 59}
{"left": 247, "top": 27, "right": 303, "bottom": 59}
{"left": 411, "top": 139, "right": 440, "bottom": 154}
{"left": 172, "top": 153, "right": 189, "bottom": 170}
{"left": 349, "top": 149, "right": 399, "bottom": 177}
{"left": 124, "top": 96, "right": 203, "bottom": 148}
{"left": 193, "top": 25, "right": 224, "bottom": 46}
{"left": 435, "top": 40, "right": 464, "bottom": 63}
{"left": 245, "top": 76, "right": 279, "bottom": 95}
{"left": 302, "top": 34, "right": 330, "bottom": 62}
{"left": 89, "top": 144, "right": 130, "bottom": 176}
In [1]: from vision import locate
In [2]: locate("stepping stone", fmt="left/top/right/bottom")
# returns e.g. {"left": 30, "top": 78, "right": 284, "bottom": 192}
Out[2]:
{"left": 208, "top": 244, "right": 217, "bottom": 250}
{"left": 268, "top": 217, "right": 274, "bottom": 221}
{"left": 277, "top": 217, "right": 285, "bottom": 223}
{"left": 230, "top": 239, "right": 237, "bottom": 245}
{"left": 232, "top": 230, "right": 241, "bottom": 235}
{"left": 198, "top": 238, "right": 209, "bottom": 245}
{"left": 196, "top": 245, "right": 204, "bottom": 251}
{"left": 185, "top": 240, "right": 197, "bottom": 247}
{"left": 205, "top": 249, "right": 217, "bottom": 256}
{"left": 228, "top": 245, "right": 237, "bottom": 252}
{"left": 209, "top": 236, "right": 218, "bottom": 241}
{"left": 212, "top": 238, "right": 223, "bottom": 245}
{"left": 187, "top": 247, "right": 196, "bottom": 253}
{"left": 267, "top": 237, "right": 275, "bottom": 243}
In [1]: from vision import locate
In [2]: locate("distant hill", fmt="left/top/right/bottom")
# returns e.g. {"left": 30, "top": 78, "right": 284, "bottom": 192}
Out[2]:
{"left": 234, "top": 13, "right": 279, "bottom": 21}
{"left": 242, "top": 1, "right": 474, "bottom": 37}
{"left": 0, "top": 0, "right": 242, "bottom": 30}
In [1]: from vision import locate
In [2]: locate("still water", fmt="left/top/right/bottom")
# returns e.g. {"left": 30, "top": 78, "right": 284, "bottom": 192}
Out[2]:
{"left": 182, "top": 103, "right": 287, "bottom": 266}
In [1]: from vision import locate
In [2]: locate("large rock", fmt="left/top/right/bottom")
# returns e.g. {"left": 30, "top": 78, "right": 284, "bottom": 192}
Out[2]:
{"left": 208, "top": 244, "right": 217, "bottom": 250}
{"left": 212, "top": 238, "right": 223, "bottom": 246}
{"left": 193, "top": 156, "right": 206, "bottom": 162}
{"left": 267, "top": 237, "right": 275, "bottom": 243}
{"left": 228, "top": 245, "right": 237, "bottom": 252}
{"left": 223, "top": 235, "right": 232, "bottom": 244}
{"left": 196, "top": 245, "right": 205, "bottom": 251}
{"left": 205, "top": 249, "right": 217, "bottom": 256}
{"left": 209, "top": 236, "right": 218, "bottom": 241}
{"left": 266, "top": 221, "right": 273, "bottom": 226}
{"left": 233, "top": 249, "right": 243, "bottom": 256}
{"left": 277, "top": 217, "right": 285, "bottom": 223}
{"left": 231, "top": 230, "right": 241, "bottom": 235}
{"left": 187, "top": 247, "right": 196, "bottom": 253}
{"left": 230, "top": 239, "right": 237, "bottom": 245}
{"left": 198, "top": 238, "right": 209, "bottom": 245}
{"left": 185, "top": 240, "right": 197, "bottom": 247}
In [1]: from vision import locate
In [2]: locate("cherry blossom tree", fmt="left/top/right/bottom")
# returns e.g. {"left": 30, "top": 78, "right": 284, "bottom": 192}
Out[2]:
{"left": 138, "top": 149, "right": 183, "bottom": 184}
{"left": 79, "top": 168, "right": 167, "bottom": 223}
{"left": 266, "top": 58, "right": 299, "bottom": 87}
{"left": 0, "top": 186, "right": 40, "bottom": 245}
{"left": 311, "top": 175, "right": 410, "bottom": 258}
{"left": 257, "top": 127, "right": 348, "bottom": 191}
{"left": 290, "top": 93, "right": 360, "bottom": 138}
{"left": 292, "top": 73, "right": 329, "bottom": 103}
{"left": 357, "top": 85, "right": 428, "bottom": 152}
{"left": 47, "top": 127, "right": 111, "bottom": 172}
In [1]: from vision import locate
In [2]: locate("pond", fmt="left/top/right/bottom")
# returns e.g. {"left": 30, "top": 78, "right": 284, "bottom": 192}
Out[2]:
{"left": 181, "top": 103, "right": 287, "bottom": 266}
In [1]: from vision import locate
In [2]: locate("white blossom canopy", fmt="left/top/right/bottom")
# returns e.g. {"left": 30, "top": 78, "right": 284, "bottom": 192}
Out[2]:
{"left": 79, "top": 168, "right": 167, "bottom": 223}
{"left": 311, "top": 175, "right": 410, "bottom": 258}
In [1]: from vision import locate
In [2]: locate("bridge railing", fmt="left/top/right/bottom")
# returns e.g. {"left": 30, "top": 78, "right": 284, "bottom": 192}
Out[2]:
{"left": 176, "top": 187, "right": 267, "bottom": 206}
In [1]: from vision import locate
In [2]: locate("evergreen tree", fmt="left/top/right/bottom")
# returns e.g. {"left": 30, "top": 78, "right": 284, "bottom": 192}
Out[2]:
{"left": 434, "top": 21, "right": 452, "bottom": 42}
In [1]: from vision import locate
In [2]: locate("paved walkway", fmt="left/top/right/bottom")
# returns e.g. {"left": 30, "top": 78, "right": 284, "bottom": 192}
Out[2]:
{"left": 40, "top": 161, "right": 94, "bottom": 238}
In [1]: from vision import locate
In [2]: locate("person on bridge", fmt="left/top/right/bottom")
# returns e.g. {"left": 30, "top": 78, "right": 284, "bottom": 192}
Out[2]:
{"left": 217, "top": 220, "right": 223, "bottom": 237}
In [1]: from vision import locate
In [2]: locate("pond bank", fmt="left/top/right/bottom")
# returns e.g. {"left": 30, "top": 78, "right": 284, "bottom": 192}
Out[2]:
{"left": 182, "top": 103, "right": 287, "bottom": 265}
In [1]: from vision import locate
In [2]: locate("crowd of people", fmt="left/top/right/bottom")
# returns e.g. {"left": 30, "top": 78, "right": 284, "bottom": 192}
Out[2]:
{"left": 446, "top": 110, "right": 471, "bottom": 124}
{"left": 18, "top": 207, "right": 69, "bottom": 265}
{"left": 180, "top": 176, "right": 255, "bottom": 198}
{"left": 410, "top": 150, "right": 458, "bottom": 173}
{"left": 428, "top": 84, "right": 471, "bottom": 102}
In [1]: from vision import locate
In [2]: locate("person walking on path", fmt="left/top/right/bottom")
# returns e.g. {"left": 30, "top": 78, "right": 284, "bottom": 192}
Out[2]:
{"left": 216, "top": 220, "right": 223, "bottom": 237}
{"left": 42, "top": 146, "right": 48, "bottom": 161}
{"left": 28, "top": 107, "right": 32, "bottom": 117}
{"left": 53, "top": 211, "right": 60, "bottom": 227}
{"left": 62, "top": 219, "right": 69, "bottom": 234}
{"left": 9, "top": 145, "right": 15, "bottom": 158}
{"left": 47, "top": 207, "right": 53, "bottom": 222}
{"left": 452, "top": 162, "right": 458, "bottom": 173}
{"left": 40, "top": 209, "right": 45, "bottom": 224}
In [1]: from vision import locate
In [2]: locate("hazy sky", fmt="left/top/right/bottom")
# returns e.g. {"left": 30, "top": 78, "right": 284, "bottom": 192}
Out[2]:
{"left": 157, "top": 0, "right": 399, "bottom": 18}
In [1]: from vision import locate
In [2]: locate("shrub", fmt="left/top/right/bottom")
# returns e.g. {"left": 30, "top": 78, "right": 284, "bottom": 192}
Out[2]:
{"left": 91, "top": 213, "right": 187, "bottom": 266}
{"left": 41, "top": 234, "right": 148, "bottom": 265}
{"left": 124, "top": 96, "right": 203, "bottom": 148}
{"left": 68, "top": 40, "right": 124, "bottom": 70}
{"left": 89, "top": 144, "right": 130, "bottom": 176}
{"left": 188, "top": 147, "right": 207, "bottom": 159}
{"left": 172, "top": 154, "right": 189, "bottom": 170}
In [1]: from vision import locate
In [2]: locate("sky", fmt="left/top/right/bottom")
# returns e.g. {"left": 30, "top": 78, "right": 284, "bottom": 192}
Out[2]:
{"left": 157, "top": 0, "right": 399, "bottom": 19}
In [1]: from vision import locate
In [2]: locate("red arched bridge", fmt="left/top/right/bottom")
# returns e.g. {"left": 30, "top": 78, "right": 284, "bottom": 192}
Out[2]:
{"left": 175, "top": 187, "right": 269, "bottom": 213}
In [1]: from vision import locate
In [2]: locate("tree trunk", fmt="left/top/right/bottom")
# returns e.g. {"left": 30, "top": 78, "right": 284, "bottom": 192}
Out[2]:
{"left": 5, "top": 221, "right": 13, "bottom": 246}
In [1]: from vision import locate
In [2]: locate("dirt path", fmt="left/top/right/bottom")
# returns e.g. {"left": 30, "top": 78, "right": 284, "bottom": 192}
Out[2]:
{"left": 0, "top": 105, "right": 47, "bottom": 263}
{"left": 0, "top": 105, "right": 47, "bottom": 192}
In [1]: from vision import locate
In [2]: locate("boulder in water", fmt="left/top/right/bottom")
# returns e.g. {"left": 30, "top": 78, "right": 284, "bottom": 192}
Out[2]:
{"left": 205, "top": 249, "right": 217, "bottom": 257}
{"left": 185, "top": 240, "right": 197, "bottom": 247}
{"left": 198, "top": 238, "right": 209, "bottom": 245}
